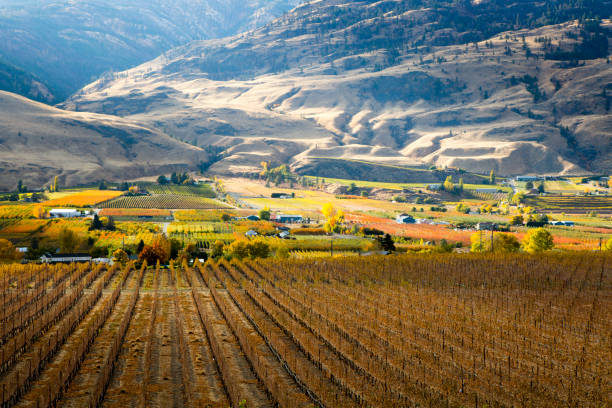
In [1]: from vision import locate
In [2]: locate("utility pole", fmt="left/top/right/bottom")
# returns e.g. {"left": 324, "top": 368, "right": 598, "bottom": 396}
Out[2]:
{"left": 491, "top": 228, "right": 494, "bottom": 253}
{"left": 600, "top": 237, "right": 603, "bottom": 252}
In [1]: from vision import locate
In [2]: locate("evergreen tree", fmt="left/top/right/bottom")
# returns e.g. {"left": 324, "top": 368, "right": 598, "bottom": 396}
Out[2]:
{"left": 106, "top": 216, "right": 116, "bottom": 231}
{"left": 489, "top": 170, "right": 496, "bottom": 185}
{"left": 89, "top": 214, "right": 104, "bottom": 231}
{"left": 379, "top": 233, "right": 396, "bottom": 252}
{"left": 137, "top": 239, "right": 145, "bottom": 254}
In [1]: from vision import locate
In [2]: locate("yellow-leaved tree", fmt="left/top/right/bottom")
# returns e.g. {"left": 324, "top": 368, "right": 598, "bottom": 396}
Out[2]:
{"left": 33, "top": 205, "right": 47, "bottom": 219}
{"left": 322, "top": 203, "right": 344, "bottom": 233}
{"left": 0, "top": 239, "right": 22, "bottom": 262}
{"left": 522, "top": 228, "right": 554, "bottom": 253}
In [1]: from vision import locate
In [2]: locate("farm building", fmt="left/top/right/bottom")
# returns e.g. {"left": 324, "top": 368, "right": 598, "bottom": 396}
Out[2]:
{"left": 92, "top": 258, "right": 113, "bottom": 264}
{"left": 396, "top": 213, "right": 416, "bottom": 224}
{"left": 416, "top": 218, "right": 435, "bottom": 225}
{"left": 40, "top": 253, "right": 92, "bottom": 263}
{"left": 476, "top": 188, "right": 499, "bottom": 194}
{"left": 271, "top": 193, "right": 293, "bottom": 199}
{"left": 245, "top": 230, "right": 258, "bottom": 237}
{"left": 233, "top": 215, "right": 261, "bottom": 221}
{"left": 476, "top": 222, "right": 497, "bottom": 231}
{"left": 275, "top": 214, "right": 303, "bottom": 223}
{"left": 549, "top": 221, "right": 575, "bottom": 227}
{"left": 516, "top": 176, "right": 543, "bottom": 182}
{"left": 49, "top": 209, "right": 81, "bottom": 218}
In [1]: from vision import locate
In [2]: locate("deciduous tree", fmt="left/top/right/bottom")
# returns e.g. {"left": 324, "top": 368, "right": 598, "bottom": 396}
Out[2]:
{"left": 522, "top": 228, "right": 554, "bottom": 253}
{"left": 247, "top": 239, "right": 270, "bottom": 259}
{"left": 0, "top": 239, "right": 22, "bottom": 262}
{"left": 443, "top": 176, "right": 455, "bottom": 192}
{"left": 59, "top": 228, "right": 79, "bottom": 253}
{"left": 259, "top": 207, "right": 271, "bottom": 221}
{"left": 151, "top": 235, "right": 171, "bottom": 263}
{"left": 228, "top": 240, "right": 249, "bottom": 260}
{"left": 211, "top": 240, "right": 225, "bottom": 259}
{"left": 112, "top": 249, "right": 129, "bottom": 265}
{"left": 322, "top": 203, "right": 344, "bottom": 233}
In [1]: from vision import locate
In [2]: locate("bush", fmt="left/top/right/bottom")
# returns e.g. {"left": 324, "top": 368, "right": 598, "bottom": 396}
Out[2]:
{"left": 456, "top": 203, "right": 470, "bottom": 214}
{"left": 292, "top": 228, "right": 327, "bottom": 236}
{"left": 605, "top": 237, "right": 612, "bottom": 251}
{"left": 228, "top": 240, "right": 249, "bottom": 260}
{"left": 509, "top": 215, "right": 524, "bottom": 226}
{"left": 246, "top": 240, "right": 270, "bottom": 259}
{"left": 0, "top": 239, "right": 22, "bottom": 262}
{"left": 471, "top": 232, "right": 520, "bottom": 253}
{"left": 112, "top": 249, "right": 129, "bottom": 265}
{"left": 276, "top": 245, "right": 290, "bottom": 259}
{"left": 211, "top": 240, "right": 225, "bottom": 258}
{"left": 360, "top": 227, "right": 385, "bottom": 236}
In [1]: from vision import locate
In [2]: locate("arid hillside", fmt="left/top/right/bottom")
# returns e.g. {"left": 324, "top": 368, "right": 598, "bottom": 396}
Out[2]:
{"left": 0, "top": 91, "right": 208, "bottom": 191}
{"left": 63, "top": 0, "right": 612, "bottom": 176}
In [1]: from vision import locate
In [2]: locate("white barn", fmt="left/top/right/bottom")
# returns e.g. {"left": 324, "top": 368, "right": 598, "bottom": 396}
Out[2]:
{"left": 40, "top": 253, "right": 92, "bottom": 263}
{"left": 49, "top": 209, "right": 81, "bottom": 218}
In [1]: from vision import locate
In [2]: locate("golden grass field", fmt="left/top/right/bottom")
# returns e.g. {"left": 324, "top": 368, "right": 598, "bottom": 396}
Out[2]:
{"left": 42, "top": 190, "right": 124, "bottom": 207}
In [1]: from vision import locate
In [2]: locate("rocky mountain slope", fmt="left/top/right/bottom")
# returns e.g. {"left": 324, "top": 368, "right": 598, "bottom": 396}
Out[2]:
{"left": 0, "top": 0, "right": 301, "bottom": 101}
{"left": 0, "top": 91, "right": 208, "bottom": 191}
{"left": 63, "top": 0, "right": 612, "bottom": 176}
{"left": 0, "top": 59, "right": 53, "bottom": 103}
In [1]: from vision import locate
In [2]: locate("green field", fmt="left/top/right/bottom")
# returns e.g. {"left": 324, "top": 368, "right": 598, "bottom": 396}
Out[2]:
{"left": 136, "top": 182, "right": 216, "bottom": 198}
